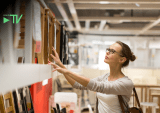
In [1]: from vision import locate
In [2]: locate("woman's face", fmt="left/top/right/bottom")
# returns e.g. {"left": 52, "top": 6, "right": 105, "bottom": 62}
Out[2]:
{"left": 104, "top": 43, "right": 123, "bottom": 65}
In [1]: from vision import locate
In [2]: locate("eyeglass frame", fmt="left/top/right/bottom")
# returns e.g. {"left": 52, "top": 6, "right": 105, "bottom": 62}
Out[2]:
{"left": 106, "top": 48, "right": 124, "bottom": 57}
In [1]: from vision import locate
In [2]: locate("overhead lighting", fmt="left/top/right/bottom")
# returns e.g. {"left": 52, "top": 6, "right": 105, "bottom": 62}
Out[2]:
{"left": 70, "top": 10, "right": 76, "bottom": 14}
{"left": 104, "top": 41, "right": 115, "bottom": 45}
{"left": 99, "top": 1, "right": 110, "bottom": 4}
{"left": 135, "top": 3, "right": 140, "bottom": 7}
{"left": 92, "top": 40, "right": 103, "bottom": 45}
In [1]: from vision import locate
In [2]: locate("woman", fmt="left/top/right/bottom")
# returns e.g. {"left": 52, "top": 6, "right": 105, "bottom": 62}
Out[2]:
{"left": 48, "top": 41, "right": 136, "bottom": 113}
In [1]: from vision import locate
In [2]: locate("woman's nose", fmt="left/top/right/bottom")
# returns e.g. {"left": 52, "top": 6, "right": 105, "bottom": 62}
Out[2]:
{"left": 106, "top": 51, "right": 110, "bottom": 55}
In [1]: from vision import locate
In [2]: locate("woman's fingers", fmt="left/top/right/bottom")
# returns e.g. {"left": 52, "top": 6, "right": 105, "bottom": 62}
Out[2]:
{"left": 52, "top": 47, "right": 59, "bottom": 57}
{"left": 48, "top": 59, "right": 51, "bottom": 64}
{"left": 54, "top": 68, "right": 63, "bottom": 74}
{"left": 50, "top": 54, "right": 56, "bottom": 59}
{"left": 48, "top": 58, "right": 53, "bottom": 64}
{"left": 48, "top": 57, "right": 63, "bottom": 73}
{"left": 48, "top": 62, "right": 59, "bottom": 69}
{"left": 52, "top": 69, "right": 57, "bottom": 72}
{"left": 52, "top": 67, "right": 62, "bottom": 73}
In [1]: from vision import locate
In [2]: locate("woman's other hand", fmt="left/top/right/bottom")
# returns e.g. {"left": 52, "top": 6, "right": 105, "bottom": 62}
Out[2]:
{"left": 48, "top": 60, "right": 68, "bottom": 74}
{"left": 50, "top": 47, "right": 61, "bottom": 65}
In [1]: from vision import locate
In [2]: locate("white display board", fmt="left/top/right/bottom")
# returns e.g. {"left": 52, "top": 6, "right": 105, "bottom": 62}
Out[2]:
{"left": 0, "top": 64, "right": 53, "bottom": 93}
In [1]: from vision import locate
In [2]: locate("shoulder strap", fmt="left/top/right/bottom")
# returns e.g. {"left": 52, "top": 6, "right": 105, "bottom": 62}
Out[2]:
{"left": 133, "top": 87, "right": 141, "bottom": 108}
{"left": 118, "top": 87, "right": 142, "bottom": 113}
{"left": 118, "top": 95, "right": 125, "bottom": 113}
{"left": 118, "top": 95, "right": 130, "bottom": 112}
{"left": 96, "top": 96, "right": 99, "bottom": 113}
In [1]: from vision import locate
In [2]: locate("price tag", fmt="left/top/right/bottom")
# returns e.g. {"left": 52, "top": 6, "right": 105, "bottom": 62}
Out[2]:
{"left": 35, "top": 41, "right": 41, "bottom": 53}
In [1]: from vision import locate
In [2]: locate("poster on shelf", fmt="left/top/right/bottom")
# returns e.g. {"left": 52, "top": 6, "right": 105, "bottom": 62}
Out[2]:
{"left": 33, "top": 0, "right": 41, "bottom": 53}
{"left": 13, "top": 0, "right": 21, "bottom": 48}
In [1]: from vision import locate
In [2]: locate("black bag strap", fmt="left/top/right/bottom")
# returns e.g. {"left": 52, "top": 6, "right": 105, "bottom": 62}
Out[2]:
{"left": 118, "top": 95, "right": 126, "bottom": 113}
{"left": 118, "top": 87, "right": 143, "bottom": 113}
{"left": 133, "top": 87, "right": 143, "bottom": 113}
{"left": 133, "top": 87, "right": 141, "bottom": 108}
{"left": 118, "top": 95, "right": 130, "bottom": 113}
{"left": 96, "top": 96, "right": 99, "bottom": 113}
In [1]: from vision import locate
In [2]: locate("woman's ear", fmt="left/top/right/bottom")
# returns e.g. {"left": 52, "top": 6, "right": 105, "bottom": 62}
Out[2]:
{"left": 119, "top": 57, "right": 126, "bottom": 63}
{"left": 124, "top": 57, "right": 127, "bottom": 62}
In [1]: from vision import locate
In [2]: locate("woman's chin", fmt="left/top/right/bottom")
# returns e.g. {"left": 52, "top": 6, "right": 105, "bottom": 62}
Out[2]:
{"left": 104, "top": 59, "right": 108, "bottom": 63}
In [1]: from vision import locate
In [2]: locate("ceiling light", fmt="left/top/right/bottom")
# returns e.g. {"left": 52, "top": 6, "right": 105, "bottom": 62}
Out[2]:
{"left": 92, "top": 40, "right": 103, "bottom": 45}
{"left": 135, "top": 3, "right": 140, "bottom": 7}
{"left": 99, "top": 1, "right": 110, "bottom": 4}
{"left": 104, "top": 41, "right": 115, "bottom": 45}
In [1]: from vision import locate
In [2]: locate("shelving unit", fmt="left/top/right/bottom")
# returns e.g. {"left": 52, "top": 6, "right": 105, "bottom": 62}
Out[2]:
{"left": 0, "top": 0, "right": 69, "bottom": 113}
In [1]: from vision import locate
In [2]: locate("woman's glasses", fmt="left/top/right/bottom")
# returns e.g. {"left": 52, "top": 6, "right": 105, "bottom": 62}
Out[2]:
{"left": 106, "top": 48, "right": 124, "bottom": 57}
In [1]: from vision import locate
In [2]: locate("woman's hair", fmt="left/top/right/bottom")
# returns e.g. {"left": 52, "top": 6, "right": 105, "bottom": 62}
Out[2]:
{"left": 116, "top": 41, "right": 136, "bottom": 67}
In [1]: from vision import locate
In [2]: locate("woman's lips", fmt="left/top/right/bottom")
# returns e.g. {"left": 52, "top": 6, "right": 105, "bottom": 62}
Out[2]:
{"left": 105, "top": 56, "right": 108, "bottom": 59}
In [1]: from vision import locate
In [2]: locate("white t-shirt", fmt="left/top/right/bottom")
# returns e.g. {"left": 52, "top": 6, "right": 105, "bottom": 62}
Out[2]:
{"left": 73, "top": 73, "right": 134, "bottom": 113}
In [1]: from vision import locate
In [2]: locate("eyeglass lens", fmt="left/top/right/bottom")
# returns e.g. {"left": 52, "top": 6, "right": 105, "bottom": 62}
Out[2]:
{"left": 106, "top": 48, "right": 115, "bottom": 54}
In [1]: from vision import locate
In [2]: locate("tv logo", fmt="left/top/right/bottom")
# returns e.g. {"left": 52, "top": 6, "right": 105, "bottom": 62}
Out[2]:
{"left": 3, "top": 14, "right": 23, "bottom": 24}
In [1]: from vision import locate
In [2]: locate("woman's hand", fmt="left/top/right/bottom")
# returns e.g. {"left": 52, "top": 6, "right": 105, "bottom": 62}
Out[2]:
{"left": 48, "top": 60, "right": 68, "bottom": 74}
{"left": 50, "top": 47, "right": 61, "bottom": 65}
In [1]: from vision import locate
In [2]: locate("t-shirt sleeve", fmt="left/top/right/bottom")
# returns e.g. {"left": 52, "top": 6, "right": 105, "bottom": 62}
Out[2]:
{"left": 86, "top": 77, "right": 134, "bottom": 95}
{"left": 72, "top": 73, "right": 108, "bottom": 90}
{"left": 72, "top": 81, "right": 88, "bottom": 90}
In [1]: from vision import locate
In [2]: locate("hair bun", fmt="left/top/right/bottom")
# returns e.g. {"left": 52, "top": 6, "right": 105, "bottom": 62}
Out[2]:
{"left": 130, "top": 54, "right": 136, "bottom": 61}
